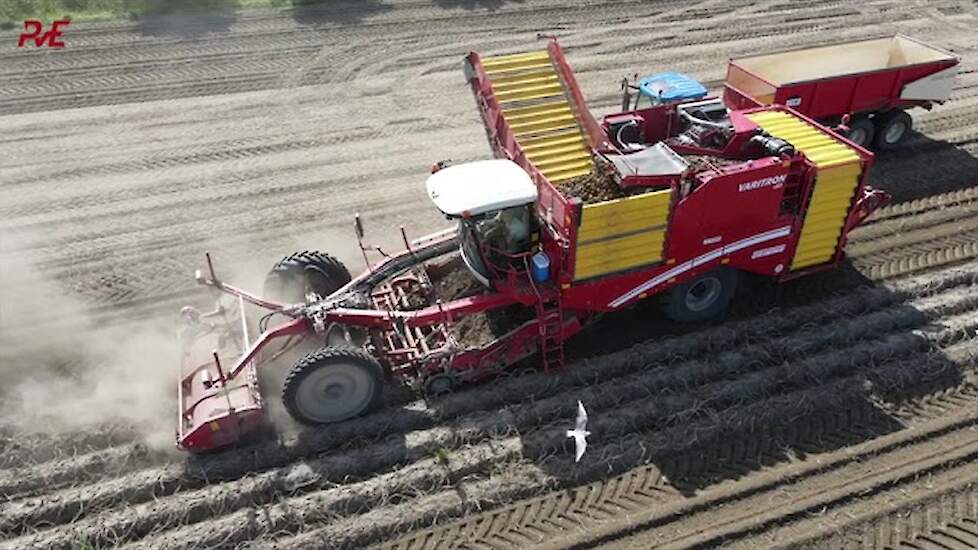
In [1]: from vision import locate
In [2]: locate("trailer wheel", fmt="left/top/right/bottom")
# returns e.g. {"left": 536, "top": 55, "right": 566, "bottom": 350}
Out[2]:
{"left": 845, "top": 117, "right": 875, "bottom": 148}
{"left": 664, "top": 269, "right": 737, "bottom": 323}
{"left": 282, "top": 346, "right": 383, "bottom": 425}
{"left": 874, "top": 110, "right": 912, "bottom": 150}
{"left": 264, "top": 251, "right": 352, "bottom": 303}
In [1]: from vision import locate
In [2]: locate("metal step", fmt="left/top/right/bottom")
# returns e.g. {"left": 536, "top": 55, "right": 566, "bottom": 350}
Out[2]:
{"left": 490, "top": 67, "right": 558, "bottom": 86}
{"left": 482, "top": 50, "right": 552, "bottom": 74}
{"left": 520, "top": 131, "right": 587, "bottom": 154}
{"left": 496, "top": 84, "right": 564, "bottom": 104}
{"left": 547, "top": 164, "right": 594, "bottom": 183}
{"left": 525, "top": 141, "right": 590, "bottom": 160}
{"left": 511, "top": 115, "right": 578, "bottom": 137}
{"left": 493, "top": 74, "right": 560, "bottom": 94}
{"left": 534, "top": 151, "right": 593, "bottom": 170}
{"left": 542, "top": 158, "right": 593, "bottom": 182}
{"left": 504, "top": 101, "right": 573, "bottom": 123}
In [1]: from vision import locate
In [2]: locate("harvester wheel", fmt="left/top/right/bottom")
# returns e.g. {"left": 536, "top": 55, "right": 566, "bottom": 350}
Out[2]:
{"left": 874, "top": 109, "right": 912, "bottom": 150}
{"left": 282, "top": 346, "right": 384, "bottom": 425}
{"left": 264, "top": 251, "right": 351, "bottom": 303}
{"left": 845, "top": 117, "right": 875, "bottom": 148}
{"left": 664, "top": 268, "right": 736, "bottom": 323}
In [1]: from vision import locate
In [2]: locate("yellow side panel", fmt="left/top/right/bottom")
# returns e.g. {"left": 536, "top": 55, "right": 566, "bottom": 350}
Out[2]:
{"left": 791, "top": 163, "right": 861, "bottom": 269}
{"left": 745, "top": 109, "right": 864, "bottom": 270}
{"left": 575, "top": 230, "right": 666, "bottom": 280}
{"left": 578, "top": 189, "right": 671, "bottom": 241}
{"left": 574, "top": 189, "right": 672, "bottom": 280}
{"left": 745, "top": 111, "right": 859, "bottom": 169}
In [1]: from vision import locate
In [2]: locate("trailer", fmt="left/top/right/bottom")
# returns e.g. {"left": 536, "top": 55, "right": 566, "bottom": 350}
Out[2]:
{"left": 176, "top": 38, "right": 889, "bottom": 453}
{"left": 628, "top": 35, "right": 959, "bottom": 149}
{"left": 724, "top": 35, "right": 959, "bottom": 149}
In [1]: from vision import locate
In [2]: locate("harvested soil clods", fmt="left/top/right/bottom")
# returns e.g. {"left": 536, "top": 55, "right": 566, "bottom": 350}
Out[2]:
{"left": 450, "top": 312, "right": 496, "bottom": 348}
{"left": 560, "top": 165, "right": 643, "bottom": 203}
{"left": 429, "top": 259, "right": 484, "bottom": 303}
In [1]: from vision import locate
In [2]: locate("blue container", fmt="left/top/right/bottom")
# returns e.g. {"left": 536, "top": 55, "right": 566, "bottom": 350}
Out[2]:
{"left": 531, "top": 252, "right": 550, "bottom": 283}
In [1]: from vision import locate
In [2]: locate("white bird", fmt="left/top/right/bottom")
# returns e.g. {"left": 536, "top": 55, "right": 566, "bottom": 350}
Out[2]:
{"left": 566, "top": 400, "right": 591, "bottom": 463}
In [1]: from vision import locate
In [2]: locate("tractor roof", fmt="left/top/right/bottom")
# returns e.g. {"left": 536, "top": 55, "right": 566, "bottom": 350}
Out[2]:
{"left": 426, "top": 159, "right": 538, "bottom": 217}
{"left": 639, "top": 72, "right": 707, "bottom": 103}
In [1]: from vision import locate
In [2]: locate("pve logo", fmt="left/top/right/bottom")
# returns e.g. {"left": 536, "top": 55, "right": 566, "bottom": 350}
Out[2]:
{"left": 18, "top": 20, "right": 70, "bottom": 48}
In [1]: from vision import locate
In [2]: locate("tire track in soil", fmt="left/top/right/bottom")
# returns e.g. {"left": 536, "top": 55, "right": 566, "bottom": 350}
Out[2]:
{"left": 55, "top": 328, "right": 978, "bottom": 549}
{"left": 267, "top": 339, "right": 978, "bottom": 550}
{"left": 793, "top": 487, "right": 978, "bottom": 550}
{"left": 375, "top": 341, "right": 978, "bottom": 550}
{"left": 5, "top": 266, "right": 978, "bottom": 548}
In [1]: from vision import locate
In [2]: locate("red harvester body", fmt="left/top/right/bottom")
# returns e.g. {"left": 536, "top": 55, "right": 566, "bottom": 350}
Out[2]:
{"left": 178, "top": 38, "right": 889, "bottom": 452}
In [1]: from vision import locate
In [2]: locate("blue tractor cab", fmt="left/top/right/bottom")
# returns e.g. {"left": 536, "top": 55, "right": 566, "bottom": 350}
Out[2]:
{"left": 621, "top": 71, "right": 708, "bottom": 111}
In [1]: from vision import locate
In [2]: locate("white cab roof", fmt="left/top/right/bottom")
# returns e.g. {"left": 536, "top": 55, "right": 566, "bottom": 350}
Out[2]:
{"left": 426, "top": 159, "right": 538, "bottom": 217}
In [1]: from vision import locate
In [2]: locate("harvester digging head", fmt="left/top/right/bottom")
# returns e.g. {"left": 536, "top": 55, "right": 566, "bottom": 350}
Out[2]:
{"left": 177, "top": 253, "right": 310, "bottom": 451}
{"left": 177, "top": 298, "right": 265, "bottom": 450}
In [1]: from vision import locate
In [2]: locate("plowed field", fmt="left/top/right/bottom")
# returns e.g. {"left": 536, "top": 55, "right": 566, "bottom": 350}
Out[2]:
{"left": 2, "top": 1, "right": 978, "bottom": 548}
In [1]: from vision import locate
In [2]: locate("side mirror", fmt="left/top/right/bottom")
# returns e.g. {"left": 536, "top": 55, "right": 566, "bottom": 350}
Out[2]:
{"left": 354, "top": 213, "right": 364, "bottom": 240}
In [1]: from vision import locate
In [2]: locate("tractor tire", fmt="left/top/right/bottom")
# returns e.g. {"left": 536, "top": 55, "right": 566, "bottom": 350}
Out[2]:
{"left": 874, "top": 109, "right": 912, "bottom": 150}
{"left": 663, "top": 268, "right": 737, "bottom": 323}
{"left": 282, "top": 346, "right": 384, "bottom": 425}
{"left": 845, "top": 117, "right": 875, "bottom": 148}
{"left": 264, "top": 251, "right": 351, "bottom": 303}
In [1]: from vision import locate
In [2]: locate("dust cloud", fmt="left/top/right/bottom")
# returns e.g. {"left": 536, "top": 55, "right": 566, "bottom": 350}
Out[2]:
{"left": 0, "top": 232, "right": 178, "bottom": 451}
{"left": 0, "top": 221, "right": 444, "bottom": 451}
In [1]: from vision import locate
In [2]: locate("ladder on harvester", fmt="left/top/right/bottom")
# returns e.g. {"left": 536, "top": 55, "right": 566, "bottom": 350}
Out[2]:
{"left": 535, "top": 292, "right": 565, "bottom": 373}
{"left": 480, "top": 50, "right": 593, "bottom": 183}
{"left": 523, "top": 249, "right": 567, "bottom": 373}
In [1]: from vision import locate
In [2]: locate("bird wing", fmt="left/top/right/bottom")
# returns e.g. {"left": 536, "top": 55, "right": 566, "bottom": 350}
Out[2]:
{"left": 574, "top": 432, "right": 587, "bottom": 463}
{"left": 575, "top": 400, "right": 588, "bottom": 431}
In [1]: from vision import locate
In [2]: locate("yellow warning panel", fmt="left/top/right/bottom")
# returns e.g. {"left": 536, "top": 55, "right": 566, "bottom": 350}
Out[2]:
{"left": 746, "top": 110, "right": 864, "bottom": 270}
{"left": 791, "top": 162, "right": 862, "bottom": 268}
{"left": 574, "top": 189, "right": 672, "bottom": 280}
{"left": 575, "top": 230, "right": 667, "bottom": 280}
{"left": 746, "top": 111, "right": 860, "bottom": 168}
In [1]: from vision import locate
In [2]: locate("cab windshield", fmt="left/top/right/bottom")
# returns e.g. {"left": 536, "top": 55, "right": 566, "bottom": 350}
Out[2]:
{"left": 457, "top": 205, "right": 531, "bottom": 286}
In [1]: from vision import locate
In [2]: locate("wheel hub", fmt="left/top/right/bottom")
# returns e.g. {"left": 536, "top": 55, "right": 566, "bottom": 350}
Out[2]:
{"left": 685, "top": 277, "right": 722, "bottom": 312}
{"left": 323, "top": 382, "right": 347, "bottom": 399}
{"left": 885, "top": 121, "right": 906, "bottom": 143}
{"left": 295, "top": 363, "right": 372, "bottom": 423}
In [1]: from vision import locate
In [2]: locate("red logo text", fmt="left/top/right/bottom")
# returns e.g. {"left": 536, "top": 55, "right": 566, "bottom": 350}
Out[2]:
{"left": 18, "top": 20, "right": 70, "bottom": 48}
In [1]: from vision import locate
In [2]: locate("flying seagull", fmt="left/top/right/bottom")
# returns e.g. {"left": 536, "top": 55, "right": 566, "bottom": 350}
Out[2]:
{"left": 566, "top": 400, "right": 591, "bottom": 463}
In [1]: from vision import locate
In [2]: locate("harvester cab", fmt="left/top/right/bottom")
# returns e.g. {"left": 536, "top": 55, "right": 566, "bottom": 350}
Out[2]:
{"left": 427, "top": 159, "right": 539, "bottom": 286}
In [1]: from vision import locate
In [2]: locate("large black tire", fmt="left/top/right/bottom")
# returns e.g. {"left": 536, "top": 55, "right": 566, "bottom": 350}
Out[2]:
{"left": 264, "top": 251, "right": 351, "bottom": 303}
{"left": 845, "top": 117, "right": 875, "bottom": 148}
{"left": 874, "top": 109, "right": 912, "bottom": 150}
{"left": 663, "top": 268, "right": 737, "bottom": 323}
{"left": 282, "top": 346, "right": 384, "bottom": 425}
